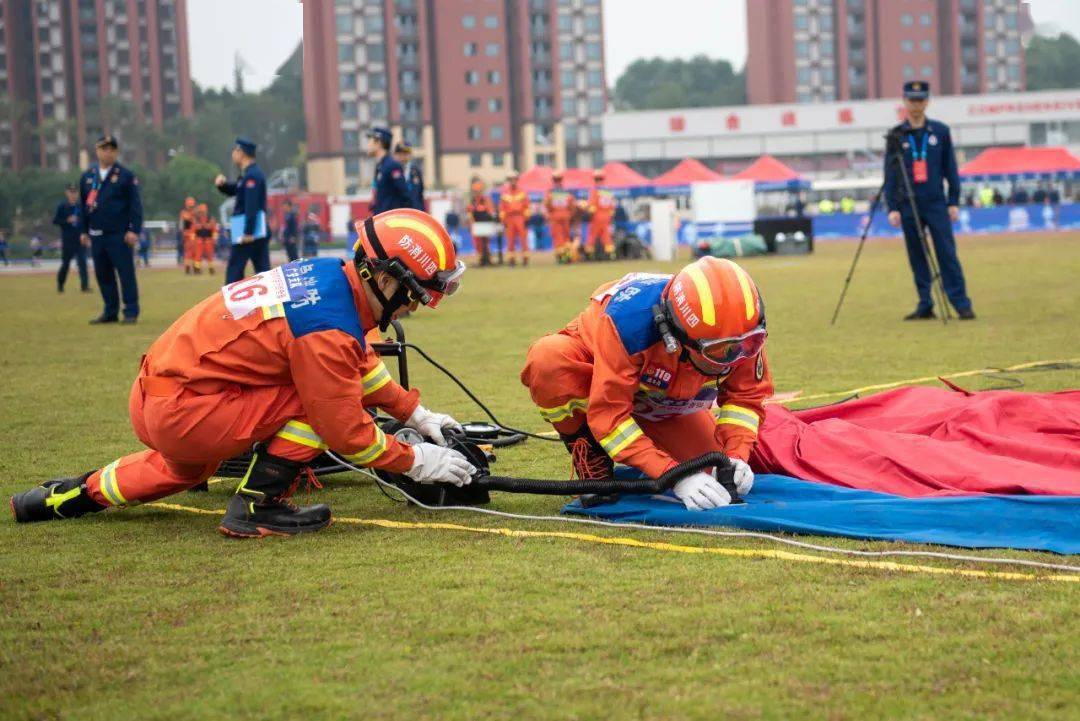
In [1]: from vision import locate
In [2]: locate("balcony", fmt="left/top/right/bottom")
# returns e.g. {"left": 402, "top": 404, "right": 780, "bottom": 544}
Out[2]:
{"left": 531, "top": 25, "right": 550, "bottom": 40}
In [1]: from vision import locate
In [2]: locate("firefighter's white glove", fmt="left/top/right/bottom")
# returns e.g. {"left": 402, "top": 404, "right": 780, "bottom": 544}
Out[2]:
{"left": 407, "top": 443, "right": 475, "bottom": 487}
{"left": 405, "top": 405, "right": 464, "bottom": 447}
{"left": 731, "top": 459, "right": 754, "bottom": 497}
{"left": 673, "top": 471, "right": 731, "bottom": 511}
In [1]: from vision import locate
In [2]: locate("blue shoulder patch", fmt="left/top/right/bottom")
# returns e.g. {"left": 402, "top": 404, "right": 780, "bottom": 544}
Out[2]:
{"left": 604, "top": 276, "right": 668, "bottom": 355}
{"left": 282, "top": 258, "right": 366, "bottom": 345}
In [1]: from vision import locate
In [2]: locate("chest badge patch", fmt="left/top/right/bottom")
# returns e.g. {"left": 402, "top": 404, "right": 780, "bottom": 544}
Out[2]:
{"left": 641, "top": 366, "right": 672, "bottom": 390}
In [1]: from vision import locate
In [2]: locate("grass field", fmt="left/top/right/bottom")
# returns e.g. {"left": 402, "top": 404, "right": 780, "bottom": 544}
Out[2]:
{"left": 2, "top": 232, "right": 1078, "bottom": 720}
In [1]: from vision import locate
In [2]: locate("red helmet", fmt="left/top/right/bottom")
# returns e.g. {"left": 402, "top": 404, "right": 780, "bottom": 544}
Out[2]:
{"left": 665, "top": 257, "right": 766, "bottom": 370}
{"left": 353, "top": 209, "right": 465, "bottom": 328}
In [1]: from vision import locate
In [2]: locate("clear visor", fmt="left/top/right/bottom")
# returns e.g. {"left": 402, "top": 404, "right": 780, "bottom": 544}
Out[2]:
{"left": 422, "top": 260, "right": 466, "bottom": 308}
{"left": 693, "top": 326, "right": 767, "bottom": 367}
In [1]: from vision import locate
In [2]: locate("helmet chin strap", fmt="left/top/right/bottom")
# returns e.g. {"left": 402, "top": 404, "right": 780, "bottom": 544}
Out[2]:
{"left": 356, "top": 217, "right": 415, "bottom": 331}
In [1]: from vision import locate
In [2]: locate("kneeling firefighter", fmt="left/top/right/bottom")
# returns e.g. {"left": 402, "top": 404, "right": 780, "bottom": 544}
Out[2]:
{"left": 521, "top": 258, "right": 772, "bottom": 510}
{"left": 12, "top": 208, "right": 474, "bottom": 537}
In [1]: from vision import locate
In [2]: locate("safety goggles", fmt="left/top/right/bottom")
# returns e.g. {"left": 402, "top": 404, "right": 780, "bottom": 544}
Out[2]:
{"left": 419, "top": 260, "right": 466, "bottom": 308}
{"left": 686, "top": 324, "right": 767, "bottom": 367}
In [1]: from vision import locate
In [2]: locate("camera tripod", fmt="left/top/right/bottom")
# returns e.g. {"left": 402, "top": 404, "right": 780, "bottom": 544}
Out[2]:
{"left": 831, "top": 130, "right": 951, "bottom": 325}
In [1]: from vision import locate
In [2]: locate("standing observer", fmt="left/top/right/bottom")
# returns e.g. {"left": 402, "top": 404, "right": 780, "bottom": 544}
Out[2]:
{"left": 54, "top": 183, "right": 90, "bottom": 293}
{"left": 79, "top": 135, "right": 142, "bottom": 324}
{"left": 885, "top": 81, "right": 974, "bottom": 321}
{"left": 215, "top": 137, "right": 269, "bottom": 284}
{"left": 367, "top": 127, "right": 411, "bottom": 214}
{"left": 394, "top": 142, "right": 426, "bottom": 210}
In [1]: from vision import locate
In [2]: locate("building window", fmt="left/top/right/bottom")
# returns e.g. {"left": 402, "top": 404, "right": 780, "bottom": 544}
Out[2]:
{"left": 488, "top": 70, "right": 501, "bottom": 84}
{"left": 561, "top": 69, "right": 575, "bottom": 87}
{"left": 901, "top": 39, "right": 914, "bottom": 52}
{"left": 794, "top": 14, "right": 809, "bottom": 30}
{"left": 589, "top": 123, "right": 602, "bottom": 142}
{"left": 339, "top": 72, "right": 355, "bottom": 91}
{"left": 795, "top": 40, "right": 809, "bottom": 59}
{"left": 586, "top": 42, "right": 602, "bottom": 60}
{"left": 588, "top": 97, "right": 604, "bottom": 115}
{"left": 1006, "top": 38, "right": 1021, "bottom": 55}
{"left": 469, "top": 152, "right": 483, "bottom": 167}
{"left": 903, "top": 64, "right": 914, "bottom": 79}
{"left": 371, "top": 100, "right": 387, "bottom": 119}
{"left": 921, "top": 65, "right": 933, "bottom": 77}
{"left": 468, "top": 126, "right": 482, "bottom": 140}
{"left": 490, "top": 125, "right": 504, "bottom": 140}
{"left": 335, "top": 12, "right": 352, "bottom": 34}
{"left": 369, "top": 14, "right": 384, "bottom": 32}
{"left": 492, "top": 154, "right": 504, "bottom": 167}
{"left": 901, "top": 14, "right": 913, "bottom": 26}
{"left": 587, "top": 69, "right": 603, "bottom": 87}
{"left": 919, "top": 13, "right": 931, "bottom": 26}
{"left": 485, "top": 43, "right": 500, "bottom": 57}
{"left": 797, "top": 67, "right": 811, "bottom": 84}
{"left": 466, "top": 98, "right": 480, "bottom": 112}
{"left": 558, "top": 15, "right": 572, "bottom": 31}
{"left": 342, "top": 130, "right": 359, "bottom": 149}
{"left": 340, "top": 101, "right": 357, "bottom": 119}
{"left": 463, "top": 15, "right": 476, "bottom": 29}
{"left": 559, "top": 43, "right": 573, "bottom": 60}
{"left": 338, "top": 44, "right": 353, "bottom": 63}
{"left": 920, "top": 39, "right": 932, "bottom": 52}
{"left": 464, "top": 42, "right": 477, "bottom": 57}
{"left": 484, "top": 15, "right": 498, "bottom": 29}
{"left": 369, "top": 44, "right": 385, "bottom": 62}
{"left": 820, "top": 13, "right": 833, "bottom": 31}
{"left": 465, "top": 70, "right": 480, "bottom": 85}
{"left": 345, "top": 157, "right": 361, "bottom": 177}
{"left": 488, "top": 98, "right": 502, "bottom": 112}
{"left": 370, "top": 73, "right": 386, "bottom": 90}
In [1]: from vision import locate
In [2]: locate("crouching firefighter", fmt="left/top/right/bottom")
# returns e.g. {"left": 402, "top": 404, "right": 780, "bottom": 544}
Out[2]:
{"left": 11, "top": 208, "right": 474, "bottom": 537}
{"left": 521, "top": 257, "right": 772, "bottom": 511}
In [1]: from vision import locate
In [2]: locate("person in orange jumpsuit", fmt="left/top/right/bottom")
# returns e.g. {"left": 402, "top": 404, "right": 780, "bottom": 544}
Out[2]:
{"left": 192, "top": 203, "right": 218, "bottom": 275}
{"left": 586, "top": 170, "right": 617, "bottom": 260}
{"left": 499, "top": 172, "right": 529, "bottom": 267}
{"left": 12, "top": 209, "right": 475, "bottom": 537}
{"left": 520, "top": 257, "right": 772, "bottom": 510}
{"left": 179, "top": 196, "right": 198, "bottom": 274}
{"left": 467, "top": 180, "right": 497, "bottom": 267}
{"left": 545, "top": 171, "right": 575, "bottom": 262}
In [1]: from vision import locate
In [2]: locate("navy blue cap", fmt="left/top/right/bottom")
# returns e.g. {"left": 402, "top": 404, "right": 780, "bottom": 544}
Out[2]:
{"left": 235, "top": 137, "right": 257, "bottom": 157}
{"left": 367, "top": 126, "right": 393, "bottom": 146}
{"left": 393, "top": 142, "right": 412, "bottom": 154}
{"left": 95, "top": 134, "right": 118, "bottom": 149}
{"left": 903, "top": 81, "right": 930, "bottom": 100}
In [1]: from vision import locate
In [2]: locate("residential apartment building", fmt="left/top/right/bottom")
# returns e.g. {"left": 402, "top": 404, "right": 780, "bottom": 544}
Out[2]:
{"left": 302, "top": 0, "right": 607, "bottom": 194}
{"left": 746, "top": 0, "right": 1030, "bottom": 106}
{"left": 0, "top": 0, "right": 194, "bottom": 171}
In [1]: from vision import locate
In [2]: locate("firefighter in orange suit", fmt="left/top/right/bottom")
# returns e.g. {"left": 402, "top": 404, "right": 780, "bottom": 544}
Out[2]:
{"left": 499, "top": 172, "right": 529, "bottom": 267}
{"left": 467, "top": 180, "right": 497, "bottom": 267}
{"left": 12, "top": 209, "right": 474, "bottom": 537}
{"left": 179, "top": 196, "right": 198, "bottom": 274}
{"left": 193, "top": 203, "right": 219, "bottom": 275}
{"left": 586, "top": 171, "right": 617, "bottom": 260}
{"left": 545, "top": 171, "right": 574, "bottom": 260}
{"left": 520, "top": 258, "right": 772, "bottom": 510}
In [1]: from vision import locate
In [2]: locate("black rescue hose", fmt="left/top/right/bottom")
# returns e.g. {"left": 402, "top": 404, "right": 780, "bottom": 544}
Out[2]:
{"left": 474, "top": 451, "right": 739, "bottom": 501}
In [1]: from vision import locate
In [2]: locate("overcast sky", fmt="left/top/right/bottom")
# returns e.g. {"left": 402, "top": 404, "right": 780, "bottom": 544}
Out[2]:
{"left": 188, "top": 0, "right": 1080, "bottom": 92}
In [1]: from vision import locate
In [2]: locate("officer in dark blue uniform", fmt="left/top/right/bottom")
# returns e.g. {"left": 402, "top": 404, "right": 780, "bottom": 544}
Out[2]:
{"left": 393, "top": 142, "right": 426, "bottom": 210}
{"left": 367, "top": 127, "right": 411, "bottom": 215}
{"left": 79, "top": 135, "right": 142, "bottom": 324}
{"left": 885, "top": 81, "right": 974, "bottom": 320}
{"left": 54, "top": 183, "right": 90, "bottom": 293}
{"left": 215, "top": 137, "right": 269, "bottom": 284}
{"left": 280, "top": 198, "right": 300, "bottom": 261}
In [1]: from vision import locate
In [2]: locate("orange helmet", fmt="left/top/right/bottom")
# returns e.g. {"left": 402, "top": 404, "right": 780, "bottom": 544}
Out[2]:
{"left": 663, "top": 257, "right": 766, "bottom": 370}
{"left": 353, "top": 208, "right": 465, "bottom": 329}
{"left": 470, "top": 180, "right": 485, "bottom": 195}
{"left": 184, "top": 196, "right": 196, "bottom": 208}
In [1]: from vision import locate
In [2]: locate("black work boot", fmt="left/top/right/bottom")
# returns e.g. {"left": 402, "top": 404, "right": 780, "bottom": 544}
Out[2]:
{"left": 903, "top": 308, "right": 936, "bottom": 321}
{"left": 11, "top": 473, "right": 105, "bottom": 523}
{"left": 218, "top": 446, "right": 331, "bottom": 538}
{"left": 559, "top": 427, "right": 614, "bottom": 481}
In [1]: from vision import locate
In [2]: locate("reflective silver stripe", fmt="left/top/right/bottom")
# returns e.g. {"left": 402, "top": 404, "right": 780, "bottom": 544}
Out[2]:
{"left": 599, "top": 418, "right": 644, "bottom": 457}
{"left": 361, "top": 363, "right": 393, "bottom": 395}
{"left": 538, "top": 398, "right": 588, "bottom": 423}
{"left": 98, "top": 459, "right": 127, "bottom": 506}
{"left": 715, "top": 404, "right": 760, "bottom": 433}
{"left": 261, "top": 303, "right": 285, "bottom": 320}
{"left": 345, "top": 425, "right": 388, "bottom": 466}
{"left": 274, "top": 421, "right": 327, "bottom": 450}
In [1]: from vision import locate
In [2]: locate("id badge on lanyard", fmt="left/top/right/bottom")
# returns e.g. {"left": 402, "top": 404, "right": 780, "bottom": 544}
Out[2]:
{"left": 909, "top": 133, "right": 929, "bottom": 184}
{"left": 86, "top": 173, "right": 102, "bottom": 210}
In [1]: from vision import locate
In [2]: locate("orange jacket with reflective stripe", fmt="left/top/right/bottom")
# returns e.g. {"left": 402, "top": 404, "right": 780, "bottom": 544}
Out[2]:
{"left": 544, "top": 189, "right": 575, "bottom": 221}
{"left": 567, "top": 274, "right": 772, "bottom": 478}
{"left": 588, "top": 189, "right": 616, "bottom": 222}
{"left": 499, "top": 190, "right": 529, "bottom": 222}
{"left": 143, "top": 262, "right": 419, "bottom": 472}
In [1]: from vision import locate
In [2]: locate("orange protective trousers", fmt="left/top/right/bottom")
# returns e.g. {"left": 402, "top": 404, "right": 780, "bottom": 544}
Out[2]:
{"left": 587, "top": 218, "right": 613, "bottom": 254}
{"left": 521, "top": 333, "right": 723, "bottom": 467}
{"left": 84, "top": 364, "right": 322, "bottom": 507}
{"left": 503, "top": 217, "right": 527, "bottom": 256}
{"left": 549, "top": 216, "right": 572, "bottom": 251}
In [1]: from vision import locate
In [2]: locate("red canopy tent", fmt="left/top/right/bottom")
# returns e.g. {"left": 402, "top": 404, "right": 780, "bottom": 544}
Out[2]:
{"left": 959, "top": 146, "right": 1080, "bottom": 180}
{"left": 730, "top": 154, "right": 805, "bottom": 188}
{"left": 497, "top": 166, "right": 595, "bottom": 196}
{"left": 652, "top": 158, "right": 723, "bottom": 190}
{"left": 599, "top": 161, "right": 650, "bottom": 190}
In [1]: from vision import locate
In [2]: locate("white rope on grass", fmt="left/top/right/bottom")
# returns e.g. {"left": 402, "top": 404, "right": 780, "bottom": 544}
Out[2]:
{"left": 325, "top": 452, "right": 1080, "bottom": 576}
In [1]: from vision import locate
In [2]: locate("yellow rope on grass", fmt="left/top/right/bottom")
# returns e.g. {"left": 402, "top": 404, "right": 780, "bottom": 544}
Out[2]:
{"left": 147, "top": 502, "right": 1078, "bottom": 584}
